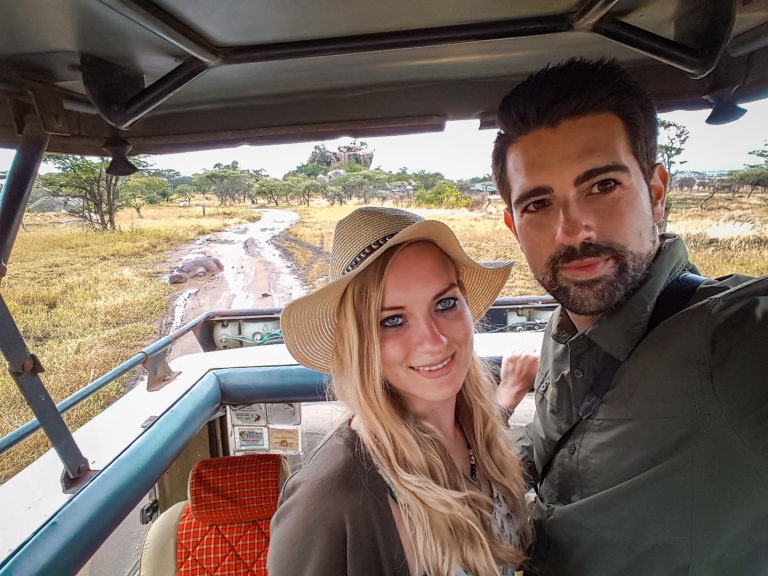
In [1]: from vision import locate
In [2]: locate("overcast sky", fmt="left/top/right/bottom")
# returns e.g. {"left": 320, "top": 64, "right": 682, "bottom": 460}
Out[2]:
{"left": 2, "top": 99, "right": 767, "bottom": 182}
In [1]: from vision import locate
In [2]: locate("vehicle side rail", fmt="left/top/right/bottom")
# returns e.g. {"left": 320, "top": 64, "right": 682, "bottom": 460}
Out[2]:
{"left": 0, "top": 364, "right": 328, "bottom": 576}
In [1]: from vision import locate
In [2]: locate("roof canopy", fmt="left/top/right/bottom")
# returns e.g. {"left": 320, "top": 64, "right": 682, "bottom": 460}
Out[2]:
{"left": 1, "top": 0, "right": 767, "bottom": 156}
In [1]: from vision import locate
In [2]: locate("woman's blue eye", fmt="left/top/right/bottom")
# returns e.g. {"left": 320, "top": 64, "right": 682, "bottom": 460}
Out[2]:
{"left": 381, "top": 315, "right": 403, "bottom": 328}
{"left": 436, "top": 297, "right": 457, "bottom": 311}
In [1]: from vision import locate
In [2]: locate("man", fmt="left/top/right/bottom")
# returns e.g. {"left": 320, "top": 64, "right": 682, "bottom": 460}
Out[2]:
{"left": 492, "top": 58, "right": 768, "bottom": 575}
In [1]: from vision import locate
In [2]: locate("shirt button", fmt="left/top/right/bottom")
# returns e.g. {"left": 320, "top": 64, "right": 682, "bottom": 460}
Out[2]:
{"left": 546, "top": 506, "right": 555, "bottom": 518}
{"left": 538, "top": 381, "right": 548, "bottom": 393}
{"left": 567, "top": 442, "right": 576, "bottom": 455}
{"left": 573, "top": 368, "right": 584, "bottom": 378}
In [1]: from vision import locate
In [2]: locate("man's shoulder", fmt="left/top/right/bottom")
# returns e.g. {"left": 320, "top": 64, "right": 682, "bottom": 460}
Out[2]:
{"left": 689, "top": 274, "right": 768, "bottom": 317}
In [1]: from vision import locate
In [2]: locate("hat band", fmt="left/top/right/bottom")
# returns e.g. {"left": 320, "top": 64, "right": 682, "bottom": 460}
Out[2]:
{"left": 343, "top": 233, "right": 396, "bottom": 275}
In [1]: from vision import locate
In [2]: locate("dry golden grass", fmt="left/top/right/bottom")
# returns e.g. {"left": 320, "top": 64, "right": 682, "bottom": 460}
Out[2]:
{"left": 667, "top": 190, "right": 768, "bottom": 278}
{"left": 0, "top": 202, "right": 259, "bottom": 482}
{"left": 283, "top": 192, "right": 768, "bottom": 294}
{"left": 2, "top": 189, "right": 766, "bottom": 482}
{"left": 283, "top": 203, "right": 542, "bottom": 296}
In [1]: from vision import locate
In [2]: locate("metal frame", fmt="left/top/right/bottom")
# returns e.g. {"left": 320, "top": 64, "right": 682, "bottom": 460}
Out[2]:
{"left": 87, "top": 0, "right": 737, "bottom": 129}
{"left": 0, "top": 364, "right": 328, "bottom": 576}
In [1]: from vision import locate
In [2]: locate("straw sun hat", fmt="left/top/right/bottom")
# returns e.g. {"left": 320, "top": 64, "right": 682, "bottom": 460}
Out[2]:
{"left": 280, "top": 206, "right": 513, "bottom": 374}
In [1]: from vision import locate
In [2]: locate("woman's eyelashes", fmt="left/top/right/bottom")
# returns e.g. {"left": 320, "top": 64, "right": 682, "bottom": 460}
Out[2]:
{"left": 436, "top": 297, "right": 458, "bottom": 312}
{"left": 380, "top": 314, "right": 403, "bottom": 328}
{"left": 380, "top": 297, "right": 460, "bottom": 328}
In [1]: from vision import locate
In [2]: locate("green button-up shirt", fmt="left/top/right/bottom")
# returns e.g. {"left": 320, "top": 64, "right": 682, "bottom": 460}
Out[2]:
{"left": 518, "top": 234, "right": 768, "bottom": 575}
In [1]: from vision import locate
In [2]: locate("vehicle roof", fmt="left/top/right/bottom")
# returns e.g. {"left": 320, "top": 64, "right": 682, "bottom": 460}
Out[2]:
{"left": 1, "top": 0, "right": 767, "bottom": 156}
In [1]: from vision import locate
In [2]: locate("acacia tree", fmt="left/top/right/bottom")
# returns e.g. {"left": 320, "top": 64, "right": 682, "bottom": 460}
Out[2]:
{"left": 657, "top": 119, "right": 690, "bottom": 231}
{"left": 39, "top": 154, "right": 129, "bottom": 230}
{"left": 121, "top": 174, "right": 171, "bottom": 217}
{"left": 729, "top": 141, "right": 768, "bottom": 197}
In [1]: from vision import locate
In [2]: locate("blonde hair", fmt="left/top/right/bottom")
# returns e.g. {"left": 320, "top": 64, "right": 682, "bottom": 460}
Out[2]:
{"left": 331, "top": 242, "right": 531, "bottom": 575}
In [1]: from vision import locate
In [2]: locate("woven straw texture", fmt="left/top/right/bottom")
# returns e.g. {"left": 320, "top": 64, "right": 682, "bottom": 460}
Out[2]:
{"left": 281, "top": 206, "right": 513, "bottom": 374}
{"left": 176, "top": 453, "right": 281, "bottom": 576}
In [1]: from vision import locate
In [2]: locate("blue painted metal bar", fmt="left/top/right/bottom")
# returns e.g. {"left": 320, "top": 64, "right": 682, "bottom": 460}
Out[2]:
{"left": 0, "top": 295, "right": 90, "bottom": 481}
{"left": 0, "top": 365, "right": 332, "bottom": 575}
{"left": 218, "top": 365, "right": 328, "bottom": 404}
{"left": 0, "top": 309, "right": 214, "bottom": 455}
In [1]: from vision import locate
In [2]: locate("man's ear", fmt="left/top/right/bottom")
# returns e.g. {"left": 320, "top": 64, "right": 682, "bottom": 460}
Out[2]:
{"left": 649, "top": 163, "right": 669, "bottom": 223}
{"left": 503, "top": 207, "right": 519, "bottom": 241}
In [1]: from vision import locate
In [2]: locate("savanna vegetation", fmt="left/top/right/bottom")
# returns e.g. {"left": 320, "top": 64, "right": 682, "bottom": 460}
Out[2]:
{"left": 0, "top": 205, "right": 259, "bottom": 482}
{"left": 2, "top": 131, "right": 768, "bottom": 482}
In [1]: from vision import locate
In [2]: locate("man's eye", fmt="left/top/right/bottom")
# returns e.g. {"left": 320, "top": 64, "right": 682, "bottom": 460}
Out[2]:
{"left": 523, "top": 198, "right": 550, "bottom": 213}
{"left": 436, "top": 297, "right": 458, "bottom": 311}
{"left": 593, "top": 179, "right": 618, "bottom": 193}
{"left": 380, "top": 315, "right": 403, "bottom": 328}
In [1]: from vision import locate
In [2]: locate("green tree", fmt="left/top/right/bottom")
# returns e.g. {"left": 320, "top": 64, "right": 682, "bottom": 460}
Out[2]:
{"left": 146, "top": 168, "right": 186, "bottom": 193}
{"left": 657, "top": 119, "right": 690, "bottom": 186}
{"left": 332, "top": 170, "right": 386, "bottom": 204}
{"left": 411, "top": 170, "right": 445, "bottom": 191}
{"left": 175, "top": 183, "right": 195, "bottom": 204}
{"left": 729, "top": 141, "right": 768, "bottom": 197}
{"left": 287, "top": 162, "right": 328, "bottom": 179}
{"left": 308, "top": 144, "right": 337, "bottom": 166}
{"left": 121, "top": 175, "right": 171, "bottom": 217}
{"left": 414, "top": 182, "right": 469, "bottom": 208}
{"left": 657, "top": 119, "right": 690, "bottom": 230}
{"left": 253, "top": 178, "right": 288, "bottom": 206}
{"left": 39, "top": 154, "right": 129, "bottom": 230}
{"left": 202, "top": 163, "right": 253, "bottom": 204}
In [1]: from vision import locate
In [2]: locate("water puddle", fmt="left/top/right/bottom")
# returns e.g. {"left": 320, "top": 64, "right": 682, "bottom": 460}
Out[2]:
{"left": 173, "top": 208, "right": 305, "bottom": 309}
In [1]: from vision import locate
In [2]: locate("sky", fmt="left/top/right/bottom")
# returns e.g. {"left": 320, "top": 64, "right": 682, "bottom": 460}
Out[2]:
{"left": 1, "top": 99, "right": 767, "bottom": 181}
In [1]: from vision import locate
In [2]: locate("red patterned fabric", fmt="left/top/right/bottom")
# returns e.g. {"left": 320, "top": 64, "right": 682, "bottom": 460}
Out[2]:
{"left": 176, "top": 453, "right": 282, "bottom": 576}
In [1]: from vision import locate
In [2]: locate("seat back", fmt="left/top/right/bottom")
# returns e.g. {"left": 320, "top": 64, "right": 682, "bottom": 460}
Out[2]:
{"left": 141, "top": 453, "right": 286, "bottom": 576}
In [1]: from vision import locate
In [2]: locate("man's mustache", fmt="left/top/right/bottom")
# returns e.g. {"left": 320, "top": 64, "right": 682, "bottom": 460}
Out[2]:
{"left": 548, "top": 242, "right": 626, "bottom": 269}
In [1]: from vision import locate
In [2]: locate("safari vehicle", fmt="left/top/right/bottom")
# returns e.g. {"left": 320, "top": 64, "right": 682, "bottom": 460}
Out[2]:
{"left": 1, "top": 1, "right": 767, "bottom": 574}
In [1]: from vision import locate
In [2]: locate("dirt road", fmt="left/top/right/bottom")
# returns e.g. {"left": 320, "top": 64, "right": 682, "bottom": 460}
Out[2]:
{"left": 162, "top": 208, "right": 306, "bottom": 360}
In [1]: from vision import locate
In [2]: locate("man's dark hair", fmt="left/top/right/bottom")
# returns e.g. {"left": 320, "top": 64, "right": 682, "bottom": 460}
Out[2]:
{"left": 492, "top": 58, "right": 658, "bottom": 208}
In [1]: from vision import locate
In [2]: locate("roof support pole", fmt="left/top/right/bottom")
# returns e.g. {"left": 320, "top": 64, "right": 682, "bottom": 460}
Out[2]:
{"left": 0, "top": 116, "right": 93, "bottom": 491}
{"left": 0, "top": 295, "right": 93, "bottom": 492}
{"left": 0, "top": 115, "right": 49, "bottom": 281}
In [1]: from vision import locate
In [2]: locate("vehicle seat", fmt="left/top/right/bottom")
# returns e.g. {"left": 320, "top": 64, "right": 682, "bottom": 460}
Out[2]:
{"left": 140, "top": 453, "right": 289, "bottom": 576}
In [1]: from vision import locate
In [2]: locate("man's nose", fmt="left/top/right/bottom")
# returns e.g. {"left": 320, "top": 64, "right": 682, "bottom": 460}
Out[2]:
{"left": 554, "top": 202, "right": 594, "bottom": 245}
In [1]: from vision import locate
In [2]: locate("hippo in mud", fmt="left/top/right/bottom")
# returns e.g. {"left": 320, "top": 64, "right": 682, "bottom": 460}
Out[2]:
{"left": 169, "top": 255, "right": 223, "bottom": 284}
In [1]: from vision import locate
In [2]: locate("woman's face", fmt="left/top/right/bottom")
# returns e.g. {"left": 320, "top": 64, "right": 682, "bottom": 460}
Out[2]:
{"left": 378, "top": 242, "right": 474, "bottom": 418}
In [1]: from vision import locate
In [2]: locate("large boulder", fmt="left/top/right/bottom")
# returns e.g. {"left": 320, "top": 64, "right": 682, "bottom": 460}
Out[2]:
{"left": 28, "top": 196, "right": 82, "bottom": 213}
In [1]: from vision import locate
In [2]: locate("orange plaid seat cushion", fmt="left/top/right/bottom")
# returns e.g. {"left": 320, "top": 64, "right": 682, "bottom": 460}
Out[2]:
{"left": 176, "top": 453, "right": 282, "bottom": 576}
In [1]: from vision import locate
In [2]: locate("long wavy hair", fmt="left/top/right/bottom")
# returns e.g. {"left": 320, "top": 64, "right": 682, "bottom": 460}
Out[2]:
{"left": 331, "top": 242, "right": 531, "bottom": 575}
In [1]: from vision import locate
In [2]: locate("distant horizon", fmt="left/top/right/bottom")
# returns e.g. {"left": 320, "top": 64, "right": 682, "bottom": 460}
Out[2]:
{"left": 2, "top": 99, "right": 767, "bottom": 182}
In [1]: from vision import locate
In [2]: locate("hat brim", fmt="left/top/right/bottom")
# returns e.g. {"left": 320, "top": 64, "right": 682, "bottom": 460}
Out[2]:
{"left": 280, "top": 219, "right": 513, "bottom": 374}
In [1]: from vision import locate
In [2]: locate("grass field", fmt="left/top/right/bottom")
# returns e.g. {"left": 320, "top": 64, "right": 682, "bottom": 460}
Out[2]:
{"left": 1, "top": 190, "right": 767, "bottom": 482}
{"left": 0, "top": 204, "right": 259, "bottom": 482}
{"left": 277, "top": 190, "right": 768, "bottom": 295}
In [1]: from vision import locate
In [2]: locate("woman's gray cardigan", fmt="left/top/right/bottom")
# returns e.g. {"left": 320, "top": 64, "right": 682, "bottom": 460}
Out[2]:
{"left": 267, "top": 424, "right": 410, "bottom": 576}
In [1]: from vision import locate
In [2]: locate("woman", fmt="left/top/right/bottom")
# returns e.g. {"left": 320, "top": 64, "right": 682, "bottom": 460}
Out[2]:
{"left": 269, "top": 207, "right": 531, "bottom": 575}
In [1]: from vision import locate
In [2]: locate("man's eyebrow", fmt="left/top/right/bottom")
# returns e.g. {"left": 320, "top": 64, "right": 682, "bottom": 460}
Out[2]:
{"left": 512, "top": 186, "right": 552, "bottom": 209}
{"left": 574, "top": 163, "right": 630, "bottom": 187}
{"left": 380, "top": 282, "right": 458, "bottom": 312}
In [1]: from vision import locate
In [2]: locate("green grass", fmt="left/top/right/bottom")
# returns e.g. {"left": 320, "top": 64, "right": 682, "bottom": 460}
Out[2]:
{"left": 0, "top": 202, "right": 259, "bottom": 482}
{"left": 1, "top": 189, "right": 766, "bottom": 482}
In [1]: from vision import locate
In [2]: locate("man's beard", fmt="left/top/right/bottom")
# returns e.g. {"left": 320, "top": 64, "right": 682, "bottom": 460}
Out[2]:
{"left": 536, "top": 239, "right": 656, "bottom": 317}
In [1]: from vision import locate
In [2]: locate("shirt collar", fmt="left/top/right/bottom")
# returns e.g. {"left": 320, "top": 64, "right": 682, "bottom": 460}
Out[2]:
{"left": 551, "top": 234, "right": 697, "bottom": 360}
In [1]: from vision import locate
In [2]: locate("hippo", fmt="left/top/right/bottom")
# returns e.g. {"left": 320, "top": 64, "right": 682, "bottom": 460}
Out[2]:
{"left": 169, "top": 255, "right": 224, "bottom": 284}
